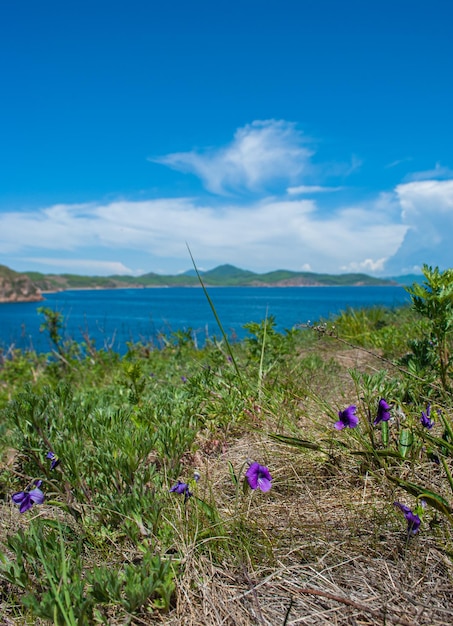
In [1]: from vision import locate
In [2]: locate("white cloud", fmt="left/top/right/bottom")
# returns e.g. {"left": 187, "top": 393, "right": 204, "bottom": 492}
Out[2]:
{"left": 396, "top": 179, "right": 453, "bottom": 227}
{"left": 22, "top": 258, "right": 140, "bottom": 275}
{"left": 384, "top": 179, "right": 453, "bottom": 273}
{"left": 152, "top": 120, "right": 314, "bottom": 195}
{"left": 405, "top": 162, "right": 453, "bottom": 181}
{"left": 341, "top": 258, "right": 387, "bottom": 273}
{"left": 0, "top": 194, "right": 407, "bottom": 275}
{"left": 287, "top": 185, "right": 343, "bottom": 195}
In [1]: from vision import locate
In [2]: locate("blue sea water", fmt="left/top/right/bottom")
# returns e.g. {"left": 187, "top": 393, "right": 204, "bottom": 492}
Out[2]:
{"left": 0, "top": 286, "right": 411, "bottom": 354}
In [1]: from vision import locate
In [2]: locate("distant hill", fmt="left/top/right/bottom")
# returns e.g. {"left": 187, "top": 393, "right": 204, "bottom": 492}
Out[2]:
{"left": 389, "top": 274, "right": 424, "bottom": 286}
{"left": 20, "top": 263, "right": 399, "bottom": 292}
{"left": 1, "top": 263, "right": 422, "bottom": 302}
{"left": 0, "top": 265, "right": 43, "bottom": 303}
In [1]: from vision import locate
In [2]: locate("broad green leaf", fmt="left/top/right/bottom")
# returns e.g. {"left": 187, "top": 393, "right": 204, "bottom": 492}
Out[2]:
{"left": 399, "top": 428, "right": 414, "bottom": 458}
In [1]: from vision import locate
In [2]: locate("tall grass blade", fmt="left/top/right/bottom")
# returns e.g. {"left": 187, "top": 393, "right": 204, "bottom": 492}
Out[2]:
{"left": 257, "top": 310, "right": 268, "bottom": 401}
{"left": 186, "top": 244, "right": 244, "bottom": 389}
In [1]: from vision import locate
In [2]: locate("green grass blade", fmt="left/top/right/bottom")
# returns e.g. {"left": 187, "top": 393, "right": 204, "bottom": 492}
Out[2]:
{"left": 269, "top": 433, "right": 324, "bottom": 451}
{"left": 187, "top": 244, "right": 244, "bottom": 390}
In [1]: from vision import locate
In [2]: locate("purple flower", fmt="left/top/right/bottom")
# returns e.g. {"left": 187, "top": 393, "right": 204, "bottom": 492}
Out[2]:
{"left": 170, "top": 480, "right": 192, "bottom": 501}
{"left": 46, "top": 451, "right": 60, "bottom": 470}
{"left": 420, "top": 404, "right": 434, "bottom": 429}
{"left": 374, "top": 398, "right": 391, "bottom": 425}
{"left": 12, "top": 480, "right": 45, "bottom": 513}
{"left": 245, "top": 462, "right": 272, "bottom": 492}
{"left": 394, "top": 501, "right": 421, "bottom": 535}
{"left": 181, "top": 376, "right": 187, "bottom": 383}
{"left": 335, "top": 405, "right": 358, "bottom": 430}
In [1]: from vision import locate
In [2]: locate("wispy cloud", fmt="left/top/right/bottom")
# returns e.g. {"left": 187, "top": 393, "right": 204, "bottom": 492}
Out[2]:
{"left": 405, "top": 162, "right": 453, "bottom": 181}
{"left": 385, "top": 157, "right": 413, "bottom": 169}
{"left": 152, "top": 120, "right": 315, "bottom": 195}
{"left": 22, "top": 258, "right": 140, "bottom": 275}
{"left": 287, "top": 185, "right": 343, "bottom": 195}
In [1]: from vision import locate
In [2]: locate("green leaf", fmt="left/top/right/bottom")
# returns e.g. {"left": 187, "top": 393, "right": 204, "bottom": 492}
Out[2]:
{"left": 268, "top": 433, "right": 324, "bottom": 451}
{"left": 227, "top": 461, "right": 238, "bottom": 485}
{"left": 351, "top": 448, "right": 402, "bottom": 459}
{"left": 398, "top": 428, "right": 414, "bottom": 458}
{"left": 439, "top": 412, "right": 453, "bottom": 444}
{"left": 386, "top": 472, "right": 453, "bottom": 519}
{"left": 193, "top": 497, "right": 221, "bottom": 524}
{"left": 381, "top": 420, "right": 389, "bottom": 447}
{"left": 422, "top": 431, "right": 453, "bottom": 454}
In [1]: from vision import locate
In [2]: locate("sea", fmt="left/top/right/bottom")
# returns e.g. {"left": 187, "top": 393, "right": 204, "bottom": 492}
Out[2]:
{"left": 0, "top": 286, "right": 411, "bottom": 354}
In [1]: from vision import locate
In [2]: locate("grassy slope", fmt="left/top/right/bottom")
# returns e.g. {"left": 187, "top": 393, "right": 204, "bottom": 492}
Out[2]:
{"left": 0, "top": 305, "right": 452, "bottom": 624}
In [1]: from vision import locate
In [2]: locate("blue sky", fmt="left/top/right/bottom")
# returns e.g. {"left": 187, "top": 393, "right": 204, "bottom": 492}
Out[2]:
{"left": 1, "top": 0, "right": 452, "bottom": 276}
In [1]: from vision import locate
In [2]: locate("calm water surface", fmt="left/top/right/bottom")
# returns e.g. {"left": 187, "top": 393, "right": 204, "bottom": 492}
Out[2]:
{"left": 0, "top": 286, "right": 411, "bottom": 353}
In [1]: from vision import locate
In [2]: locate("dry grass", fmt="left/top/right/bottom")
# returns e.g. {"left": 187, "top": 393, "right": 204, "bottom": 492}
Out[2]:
{"left": 161, "top": 435, "right": 453, "bottom": 626}
{"left": 161, "top": 330, "right": 453, "bottom": 626}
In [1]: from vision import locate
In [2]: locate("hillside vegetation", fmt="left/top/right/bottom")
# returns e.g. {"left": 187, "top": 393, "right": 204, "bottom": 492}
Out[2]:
{"left": 0, "top": 264, "right": 452, "bottom": 625}
{"left": 23, "top": 263, "right": 396, "bottom": 292}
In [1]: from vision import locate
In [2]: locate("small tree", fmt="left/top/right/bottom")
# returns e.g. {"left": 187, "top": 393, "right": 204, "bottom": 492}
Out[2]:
{"left": 37, "top": 307, "right": 64, "bottom": 355}
{"left": 406, "top": 264, "right": 453, "bottom": 390}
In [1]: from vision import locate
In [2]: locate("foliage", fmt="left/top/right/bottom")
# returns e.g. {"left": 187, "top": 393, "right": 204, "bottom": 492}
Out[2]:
{"left": 405, "top": 264, "right": 453, "bottom": 389}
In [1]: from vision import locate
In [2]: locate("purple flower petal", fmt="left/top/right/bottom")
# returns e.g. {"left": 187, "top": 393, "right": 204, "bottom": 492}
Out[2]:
{"left": 374, "top": 398, "right": 391, "bottom": 425}
{"left": 335, "top": 405, "right": 358, "bottom": 429}
{"left": 12, "top": 484, "right": 45, "bottom": 513}
{"left": 11, "top": 491, "right": 26, "bottom": 505}
{"left": 19, "top": 496, "right": 34, "bottom": 514}
{"left": 246, "top": 462, "right": 272, "bottom": 492}
{"left": 169, "top": 480, "right": 193, "bottom": 501}
{"left": 394, "top": 501, "right": 411, "bottom": 516}
{"left": 29, "top": 488, "right": 45, "bottom": 505}
{"left": 421, "top": 404, "right": 434, "bottom": 429}
{"left": 170, "top": 481, "right": 189, "bottom": 494}
{"left": 46, "top": 451, "right": 60, "bottom": 470}
{"left": 394, "top": 501, "right": 421, "bottom": 535}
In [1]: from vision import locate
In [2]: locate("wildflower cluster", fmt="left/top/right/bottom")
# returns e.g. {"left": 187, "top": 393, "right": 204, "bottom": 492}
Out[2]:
{"left": 330, "top": 397, "right": 446, "bottom": 536}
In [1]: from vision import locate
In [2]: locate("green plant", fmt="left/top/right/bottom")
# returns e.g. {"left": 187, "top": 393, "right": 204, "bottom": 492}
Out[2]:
{"left": 406, "top": 264, "right": 453, "bottom": 389}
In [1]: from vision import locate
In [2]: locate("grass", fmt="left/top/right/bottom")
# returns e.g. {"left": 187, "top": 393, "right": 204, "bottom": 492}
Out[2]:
{"left": 0, "top": 295, "right": 453, "bottom": 625}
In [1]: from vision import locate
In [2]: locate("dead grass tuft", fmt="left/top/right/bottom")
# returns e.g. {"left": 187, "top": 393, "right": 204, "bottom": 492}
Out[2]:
{"left": 161, "top": 431, "right": 453, "bottom": 626}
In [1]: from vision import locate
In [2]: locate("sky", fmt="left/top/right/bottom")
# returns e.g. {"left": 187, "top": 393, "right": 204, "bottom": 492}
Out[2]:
{"left": 1, "top": 0, "right": 453, "bottom": 277}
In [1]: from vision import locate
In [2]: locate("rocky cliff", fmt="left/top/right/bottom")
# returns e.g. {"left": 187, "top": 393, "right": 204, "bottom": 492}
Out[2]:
{"left": 0, "top": 265, "right": 43, "bottom": 303}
